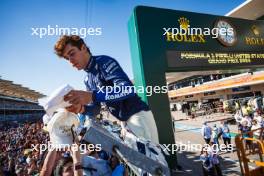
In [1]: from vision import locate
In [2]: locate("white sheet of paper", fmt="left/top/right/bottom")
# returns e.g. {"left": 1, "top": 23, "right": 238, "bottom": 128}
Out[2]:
{"left": 39, "top": 84, "right": 74, "bottom": 116}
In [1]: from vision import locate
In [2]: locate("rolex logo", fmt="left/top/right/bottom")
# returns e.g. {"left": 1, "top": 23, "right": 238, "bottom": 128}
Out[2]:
{"left": 251, "top": 25, "right": 260, "bottom": 36}
{"left": 178, "top": 17, "right": 190, "bottom": 30}
{"left": 245, "top": 25, "right": 264, "bottom": 45}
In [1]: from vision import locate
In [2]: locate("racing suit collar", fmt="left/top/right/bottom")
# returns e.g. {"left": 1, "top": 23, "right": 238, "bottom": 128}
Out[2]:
{"left": 84, "top": 55, "right": 95, "bottom": 72}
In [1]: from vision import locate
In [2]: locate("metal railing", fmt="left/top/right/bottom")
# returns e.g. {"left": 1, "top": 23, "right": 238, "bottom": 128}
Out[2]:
{"left": 235, "top": 127, "right": 264, "bottom": 176}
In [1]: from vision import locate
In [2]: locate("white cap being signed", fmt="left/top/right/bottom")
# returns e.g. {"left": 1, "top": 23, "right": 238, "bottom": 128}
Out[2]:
{"left": 47, "top": 109, "right": 80, "bottom": 147}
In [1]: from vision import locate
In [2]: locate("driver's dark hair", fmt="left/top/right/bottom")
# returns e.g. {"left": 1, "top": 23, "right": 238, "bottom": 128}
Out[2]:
{"left": 54, "top": 35, "right": 91, "bottom": 58}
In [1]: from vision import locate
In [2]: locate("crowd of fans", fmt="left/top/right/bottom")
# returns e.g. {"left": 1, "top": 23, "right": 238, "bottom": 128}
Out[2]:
{"left": 0, "top": 121, "right": 127, "bottom": 176}
{"left": 0, "top": 122, "right": 49, "bottom": 175}
{"left": 199, "top": 97, "right": 264, "bottom": 176}
{"left": 234, "top": 101, "right": 264, "bottom": 153}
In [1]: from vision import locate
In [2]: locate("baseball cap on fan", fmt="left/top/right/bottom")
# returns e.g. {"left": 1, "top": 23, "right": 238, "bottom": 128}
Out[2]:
{"left": 47, "top": 109, "right": 80, "bottom": 147}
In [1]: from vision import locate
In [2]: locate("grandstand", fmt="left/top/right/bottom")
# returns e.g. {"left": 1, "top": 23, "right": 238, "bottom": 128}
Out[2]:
{"left": 0, "top": 77, "right": 45, "bottom": 125}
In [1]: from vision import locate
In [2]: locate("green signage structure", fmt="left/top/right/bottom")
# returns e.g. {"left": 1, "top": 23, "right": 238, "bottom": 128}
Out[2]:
{"left": 128, "top": 6, "right": 264, "bottom": 169}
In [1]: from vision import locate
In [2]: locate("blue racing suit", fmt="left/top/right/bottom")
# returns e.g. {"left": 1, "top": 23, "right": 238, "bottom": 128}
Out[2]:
{"left": 82, "top": 55, "right": 149, "bottom": 121}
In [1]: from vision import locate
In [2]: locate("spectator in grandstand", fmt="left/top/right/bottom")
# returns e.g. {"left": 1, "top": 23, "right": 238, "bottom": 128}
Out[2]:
{"left": 7, "top": 154, "right": 15, "bottom": 175}
{"left": 201, "top": 122, "right": 212, "bottom": 144}
{"left": 0, "top": 121, "right": 49, "bottom": 176}
{"left": 109, "top": 155, "right": 127, "bottom": 176}
{"left": 15, "top": 168, "right": 24, "bottom": 176}
{"left": 27, "top": 158, "right": 38, "bottom": 175}
{"left": 54, "top": 35, "right": 159, "bottom": 144}
{"left": 41, "top": 145, "right": 83, "bottom": 176}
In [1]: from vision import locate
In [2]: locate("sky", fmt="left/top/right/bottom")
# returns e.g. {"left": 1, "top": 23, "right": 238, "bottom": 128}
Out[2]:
{"left": 0, "top": 0, "right": 245, "bottom": 95}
